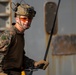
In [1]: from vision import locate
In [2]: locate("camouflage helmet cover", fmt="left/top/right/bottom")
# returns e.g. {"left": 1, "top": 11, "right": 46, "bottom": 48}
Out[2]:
{"left": 15, "top": 3, "right": 36, "bottom": 18}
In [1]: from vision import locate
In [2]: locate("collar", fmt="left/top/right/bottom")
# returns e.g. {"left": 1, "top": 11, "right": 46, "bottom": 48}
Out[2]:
{"left": 12, "top": 25, "right": 24, "bottom": 35}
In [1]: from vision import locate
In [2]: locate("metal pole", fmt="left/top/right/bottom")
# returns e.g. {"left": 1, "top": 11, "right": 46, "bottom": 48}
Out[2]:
{"left": 44, "top": 0, "right": 61, "bottom": 61}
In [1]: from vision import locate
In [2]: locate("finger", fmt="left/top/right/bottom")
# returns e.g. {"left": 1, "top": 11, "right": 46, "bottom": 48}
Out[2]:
{"left": 43, "top": 62, "right": 49, "bottom": 70}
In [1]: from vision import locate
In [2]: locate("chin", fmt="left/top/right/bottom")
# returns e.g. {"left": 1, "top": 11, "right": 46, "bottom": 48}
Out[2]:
{"left": 23, "top": 25, "right": 30, "bottom": 30}
{"left": 26, "top": 26, "right": 30, "bottom": 29}
{"left": 25, "top": 27, "right": 30, "bottom": 30}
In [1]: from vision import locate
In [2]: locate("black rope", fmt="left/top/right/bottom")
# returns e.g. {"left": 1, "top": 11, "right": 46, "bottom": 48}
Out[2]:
{"left": 44, "top": 0, "right": 61, "bottom": 61}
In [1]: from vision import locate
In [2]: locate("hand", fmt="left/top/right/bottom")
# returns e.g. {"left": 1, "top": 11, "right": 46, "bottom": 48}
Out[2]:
{"left": 34, "top": 60, "right": 49, "bottom": 70}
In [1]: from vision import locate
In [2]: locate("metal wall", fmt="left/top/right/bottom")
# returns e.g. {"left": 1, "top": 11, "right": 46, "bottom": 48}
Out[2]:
{"left": 46, "top": 0, "right": 76, "bottom": 75}
{"left": 12, "top": 0, "right": 76, "bottom": 75}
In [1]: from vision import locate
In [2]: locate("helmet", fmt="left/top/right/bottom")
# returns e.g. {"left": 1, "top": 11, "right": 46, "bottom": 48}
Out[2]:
{"left": 14, "top": 3, "right": 36, "bottom": 18}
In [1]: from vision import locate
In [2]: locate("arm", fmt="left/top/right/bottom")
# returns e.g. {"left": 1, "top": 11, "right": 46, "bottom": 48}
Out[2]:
{"left": 23, "top": 51, "right": 49, "bottom": 70}
{"left": 23, "top": 51, "right": 35, "bottom": 69}
{"left": 0, "top": 28, "right": 15, "bottom": 52}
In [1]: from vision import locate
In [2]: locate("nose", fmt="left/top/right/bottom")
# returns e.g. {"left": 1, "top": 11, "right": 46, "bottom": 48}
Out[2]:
{"left": 25, "top": 20, "right": 29, "bottom": 23}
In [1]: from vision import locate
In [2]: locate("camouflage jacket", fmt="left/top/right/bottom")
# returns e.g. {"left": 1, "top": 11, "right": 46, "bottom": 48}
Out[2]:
{"left": 0, "top": 26, "right": 35, "bottom": 71}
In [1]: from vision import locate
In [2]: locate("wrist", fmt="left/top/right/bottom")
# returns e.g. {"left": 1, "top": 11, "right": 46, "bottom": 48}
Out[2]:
{"left": 34, "top": 61, "right": 38, "bottom": 67}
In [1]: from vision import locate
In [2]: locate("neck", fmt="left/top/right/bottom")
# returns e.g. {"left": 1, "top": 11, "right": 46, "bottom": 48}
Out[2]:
{"left": 14, "top": 23, "right": 25, "bottom": 33}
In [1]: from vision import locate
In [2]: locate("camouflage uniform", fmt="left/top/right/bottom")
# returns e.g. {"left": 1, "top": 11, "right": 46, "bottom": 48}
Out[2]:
{"left": 0, "top": 26, "right": 35, "bottom": 75}
{"left": 0, "top": 3, "right": 36, "bottom": 75}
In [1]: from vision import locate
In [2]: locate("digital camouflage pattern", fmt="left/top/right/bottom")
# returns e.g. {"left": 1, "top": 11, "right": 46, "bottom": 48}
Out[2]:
{"left": 15, "top": 4, "right": 36, "bottom": 18}
{"left": 0, "top": 27, "right": 16, "bottom": 72}
{"left": 0, "top": 27, "right": 15, "bottom": 52}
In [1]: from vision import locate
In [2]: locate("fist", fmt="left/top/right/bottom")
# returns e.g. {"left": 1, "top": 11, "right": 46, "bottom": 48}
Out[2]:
{"left": 34, "top": 60, "right": 49, "bottom": 70}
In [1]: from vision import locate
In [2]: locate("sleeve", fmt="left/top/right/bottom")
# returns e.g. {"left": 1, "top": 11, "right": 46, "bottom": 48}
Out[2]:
{"left": 23, "top": 51, "right": 35, "bottom": 69}
{"left": 0, "top": 29, "right": 13, "bottom": 52}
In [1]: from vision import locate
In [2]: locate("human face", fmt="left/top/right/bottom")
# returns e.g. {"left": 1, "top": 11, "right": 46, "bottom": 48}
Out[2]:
{"left": 16, "top": 16, "right": 32, "bottom": 30}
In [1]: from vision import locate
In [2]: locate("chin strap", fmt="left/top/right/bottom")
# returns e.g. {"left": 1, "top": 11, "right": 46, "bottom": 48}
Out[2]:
{"left": 17, "top": 22, "right": 25, "bottom": 30}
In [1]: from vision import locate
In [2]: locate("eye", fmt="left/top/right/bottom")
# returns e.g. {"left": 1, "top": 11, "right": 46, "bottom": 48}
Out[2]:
{"left": 19, "top": 18, "right": 26, "bottom": 21}
{"left": 20, "top": 18, "right": 27, "bottom": 20}
{"left": 19, "top": 17, "right": 32, "bottom": 22}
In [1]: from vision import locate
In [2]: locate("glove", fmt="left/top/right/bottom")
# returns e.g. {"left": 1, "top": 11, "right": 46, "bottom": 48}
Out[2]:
{"left": 34, "top": 60, "right": 49, "bottom": 70}
{"left": 0, "top": 72, "right": 7, "bottom": 75}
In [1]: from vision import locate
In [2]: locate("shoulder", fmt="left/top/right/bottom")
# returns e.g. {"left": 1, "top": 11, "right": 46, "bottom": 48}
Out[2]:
{"left": 4, "top": 26, "right": 16, "bottom": 36}
{"left": 0, "top": 26, "right": 16, "bottom": 51}
{"left": 0, "top": 26, "right": 16, "bottom": 40}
